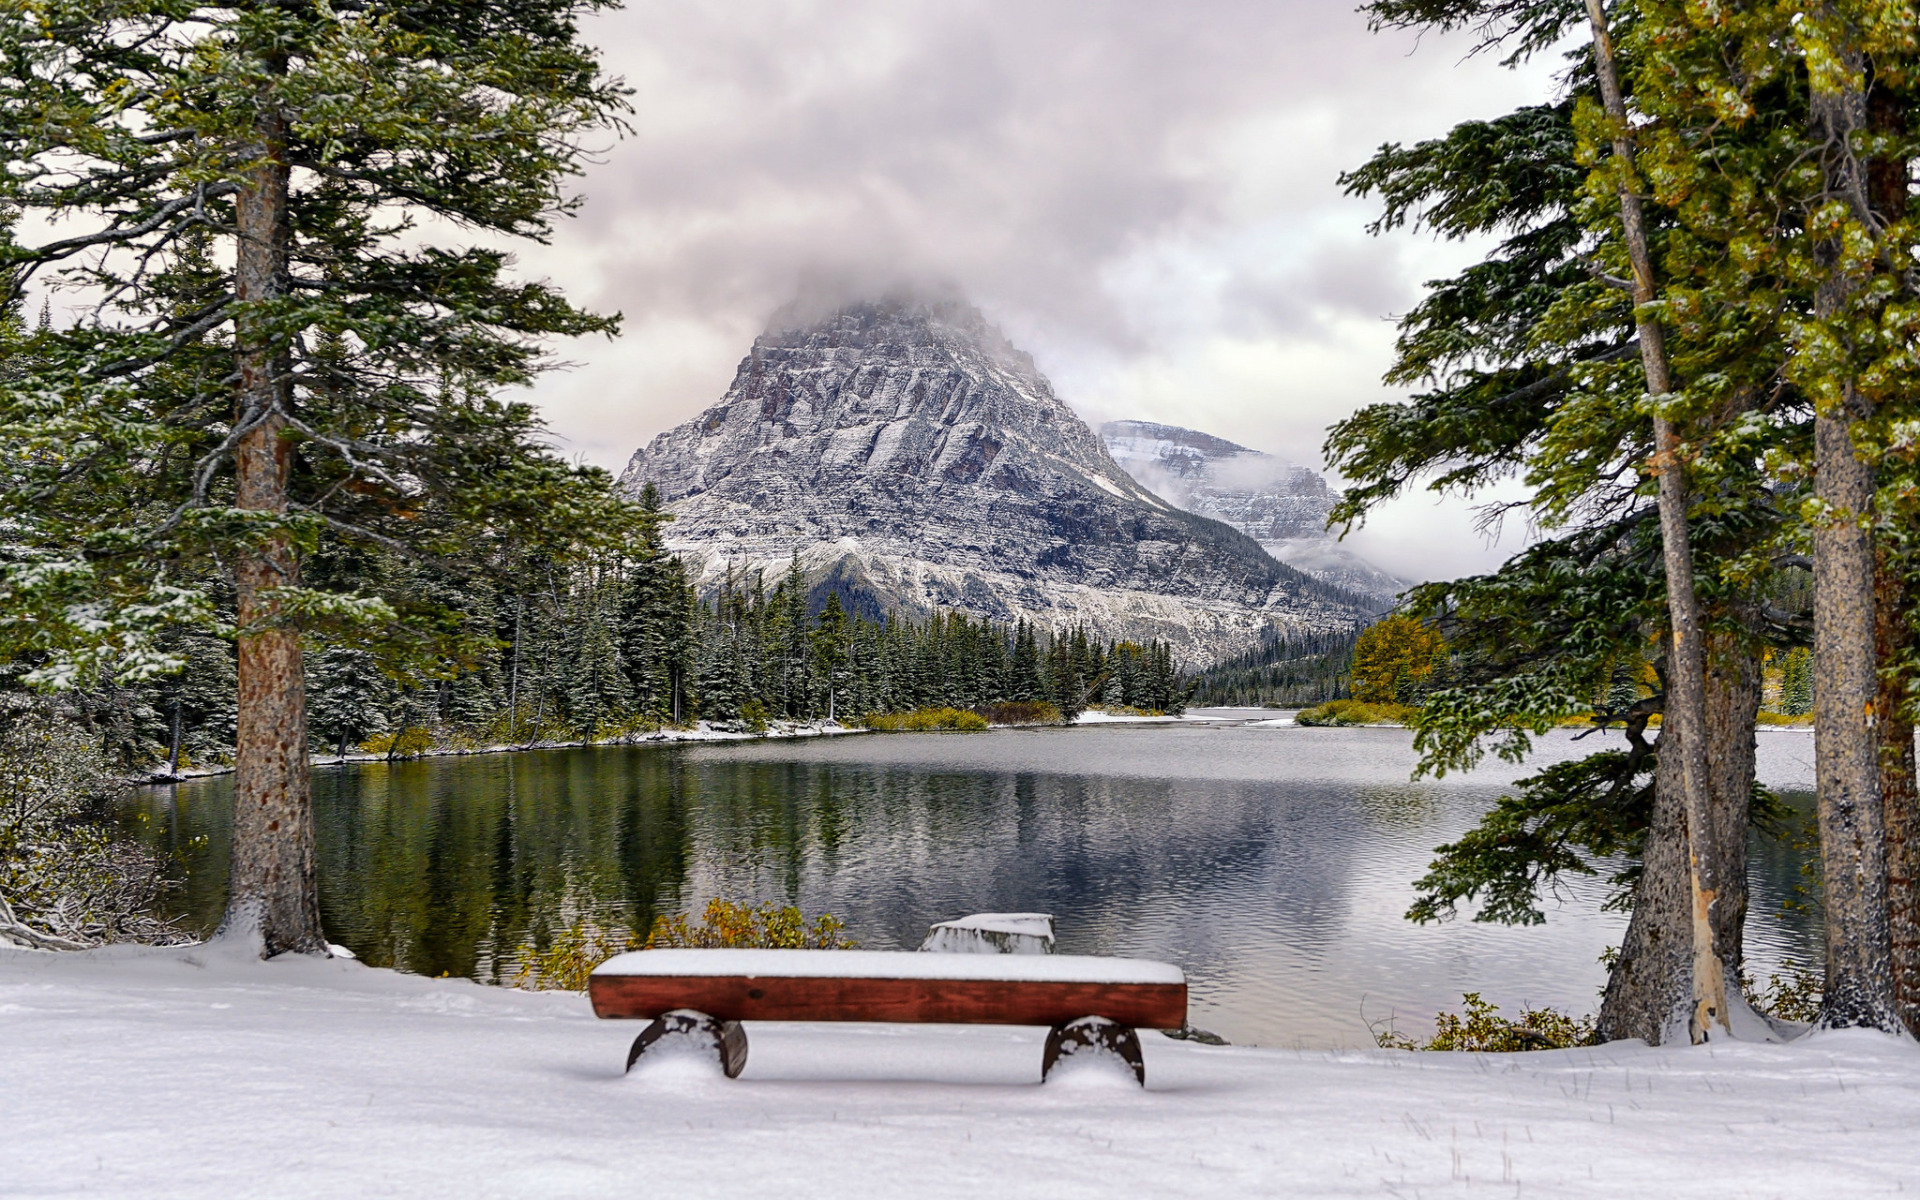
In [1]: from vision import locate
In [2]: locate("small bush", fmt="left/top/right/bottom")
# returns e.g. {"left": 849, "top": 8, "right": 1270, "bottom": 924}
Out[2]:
{"left": 1295, "top": 699, "right": 1413, "bottom": 727}
{"left": 1747, "top": 959, "right": 1822, "bottom": 1023}
{"left": 973, "top": 701, "right": 1064, "bottom": 726}
{"left": 646, "top": 898, "right": 857, "bottom": 951}
{"left": 511, "top": 921, "right": 642, "bottom": 992}
{"left": 1373, "top": 993, "right": 1598, "bottom": 1052}
{"left": 511, "top": 899, "right": 856, "bottom": 991}
{"left": 0, "top": 697, "right": 191, "bottom": 949}
{"left": 739, "top": 699, "right": 770, "bottom": 734}
{"left": 860, "top": 707, "right": 989, "bottom": 732}
{"left": 359, "top": 726, "right": 434, "bottom": 757}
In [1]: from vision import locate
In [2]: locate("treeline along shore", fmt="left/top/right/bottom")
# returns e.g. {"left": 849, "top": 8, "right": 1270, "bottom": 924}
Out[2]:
{"left": 62, "top": 489, "right": 1186, "bottom": 777}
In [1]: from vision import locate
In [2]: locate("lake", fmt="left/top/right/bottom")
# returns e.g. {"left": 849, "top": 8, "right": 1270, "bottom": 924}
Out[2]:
{"left": 120, "top": 714, "right": 1822, "bottom": 1047}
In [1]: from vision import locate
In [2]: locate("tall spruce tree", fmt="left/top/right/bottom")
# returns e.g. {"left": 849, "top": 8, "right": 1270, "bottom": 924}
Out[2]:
{"left": 1582, "top": 0, "right": 1729, "bottom": 1043}
{"left": 1781, "top": 2, "right": 1913, "bottom": 1032}
{"left": 0, "top": 1, "right": 636, "bottom": 955}
{"left": 1353, "top": 0, "right": 1920, "bottom": 1036}
{"left": 1337, "top": 0, "right": 1791, "bottom": 1041}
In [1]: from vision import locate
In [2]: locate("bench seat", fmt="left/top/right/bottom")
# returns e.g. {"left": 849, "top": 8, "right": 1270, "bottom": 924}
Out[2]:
{"left": 589, "top": 948, "right": 1188, "bottom": 1084}
{"left": 589, "top": 948, "right": 1187, "bottom": 1029}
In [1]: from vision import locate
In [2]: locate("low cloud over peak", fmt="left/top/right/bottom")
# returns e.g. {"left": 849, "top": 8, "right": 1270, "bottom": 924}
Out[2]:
{"left": 517, "top": 0, "right": 1557, "bottom": 581}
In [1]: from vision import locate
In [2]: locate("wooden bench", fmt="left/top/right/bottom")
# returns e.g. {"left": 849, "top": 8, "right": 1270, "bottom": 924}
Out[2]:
{"left": 589, "top": 948, "right": 1188, "bottom": 1085}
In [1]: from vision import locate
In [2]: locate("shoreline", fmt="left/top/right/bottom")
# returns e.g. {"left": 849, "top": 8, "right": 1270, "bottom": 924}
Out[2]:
{"left": 133, "top": 709, "right": 1822, "bottom": 786}
{"left": 137, "top": 719, "right": 869, "bottom": 786}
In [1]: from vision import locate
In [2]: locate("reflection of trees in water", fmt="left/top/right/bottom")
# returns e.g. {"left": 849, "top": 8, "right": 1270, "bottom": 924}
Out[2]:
{"left": 121, "top": 745, "right": 1817, "bottom": 999}
{"left": 1743, "top": 788, "right": 1822, "bottom": 970}
{"left": 1352, "top": 785, "right": 1440, "bottom": 831}
{"left": 120, "top": 748, "right": 702, "bottom": 983}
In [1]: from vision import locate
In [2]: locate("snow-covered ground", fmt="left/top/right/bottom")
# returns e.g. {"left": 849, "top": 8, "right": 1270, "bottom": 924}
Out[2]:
{"left": 6, "top": 943, "right": 1917, "bottom": 1199}
{"left": 1071, "top": 709, "right": 1184, "bottom": 724}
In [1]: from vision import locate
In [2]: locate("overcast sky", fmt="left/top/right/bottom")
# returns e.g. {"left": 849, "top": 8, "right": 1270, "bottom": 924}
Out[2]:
{"left": 514, "top": 1, "right": 1562, "bottom": 582}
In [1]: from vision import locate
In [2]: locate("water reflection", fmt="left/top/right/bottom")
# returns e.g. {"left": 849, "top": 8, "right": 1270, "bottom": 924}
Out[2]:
{"left": 122, "top": 724, "right": 1821, "bottom": 1047}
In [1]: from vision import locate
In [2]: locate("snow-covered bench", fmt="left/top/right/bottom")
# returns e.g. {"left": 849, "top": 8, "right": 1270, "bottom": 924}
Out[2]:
{"left": 588, "top": 947, "right": 1187, "bottom": 1085}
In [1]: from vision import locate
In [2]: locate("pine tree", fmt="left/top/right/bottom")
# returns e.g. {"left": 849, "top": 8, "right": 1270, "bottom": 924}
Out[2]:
{"left": 307, "top": 648, "right": 385, "bottom": 760}
{"left": 0, "top": 1, "right": 637, "bottom": 955}
{"left": 1337, "top": 0, "right": 1792, "bottom": 1041}
{"left": 566, "top": 565, "right": 628, "bottom": 740}
{"left": 811, "top": 593, "right": 850, "bottom": 720}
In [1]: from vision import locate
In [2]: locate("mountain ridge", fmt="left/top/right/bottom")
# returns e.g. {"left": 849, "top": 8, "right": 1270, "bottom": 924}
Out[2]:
{"left": 1100, "top": 419, "right": 1408, "bottom": 604}
{"left": 619, "top": 293, "right": 1372, "bottom": 664}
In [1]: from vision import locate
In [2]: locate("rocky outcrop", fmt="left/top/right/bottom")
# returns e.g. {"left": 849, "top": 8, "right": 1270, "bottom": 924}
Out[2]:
{"left": 1100, "top": 420, "right": 1408, "bottom": 605}
{"left": 619, "top": 293, "right": 1369, "bottom": 664}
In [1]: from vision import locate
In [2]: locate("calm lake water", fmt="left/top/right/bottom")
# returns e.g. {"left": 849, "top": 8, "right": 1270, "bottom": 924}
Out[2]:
{"left": 120, "top": 715, "right": 1822, "bottom": 1047}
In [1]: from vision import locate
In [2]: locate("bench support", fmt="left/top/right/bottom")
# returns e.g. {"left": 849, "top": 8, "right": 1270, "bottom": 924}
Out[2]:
{"left": 626, "top": 1009, "right": 749, "bottom": 1079}
{"left": 1042, "top": 1016, "right": 1145, "bottom": 1086}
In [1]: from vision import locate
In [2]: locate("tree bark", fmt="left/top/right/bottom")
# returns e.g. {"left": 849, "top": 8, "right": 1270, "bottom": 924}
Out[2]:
{"left": 166, "top": 700, "right": 182, "bottom": 777}
{"left": 215, "top": 95, "right": 325, "bottom": 957}
{"left": 1583, "top": 0, "right": 1730, "bottom": 1040}
{"left": 1599, "top": 637, "right": 1760, "bottom": 1043}
{"left": 1807, "top": 38, "right": 1897, "bottom": 1031}
{"left": 1877, "top": 547, "right": 1919, "bottom": 1035}
{"left": 1865, "top": 55, "right": 1919, "bottom": 1041}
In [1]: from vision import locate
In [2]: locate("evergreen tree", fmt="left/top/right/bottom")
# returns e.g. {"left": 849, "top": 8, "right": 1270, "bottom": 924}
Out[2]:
{"left": 307, "top": 648, "right": 385, "bottom": 760}
{"left": 0, "top": 0, "right": 637, "bottom": 955}
{"left": 811, "top": 593, "right": 850, "bottom": 721}
{"left": 1336, "top": 0, "right": 1782, "bottom": 1041}
{"left": 566, "top": 565, "right": 628, "bottom": 739}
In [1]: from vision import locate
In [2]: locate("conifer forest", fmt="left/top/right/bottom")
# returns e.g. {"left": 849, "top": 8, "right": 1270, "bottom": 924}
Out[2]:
{"left": 62, "top": 485, "right": 1186, "bottom": 774}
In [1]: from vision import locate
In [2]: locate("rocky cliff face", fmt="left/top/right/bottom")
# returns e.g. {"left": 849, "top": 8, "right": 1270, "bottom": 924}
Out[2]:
{"left": 619, "top": 294, "right": 1368, "bottom": 663}
{"left": 1099, "top": 420, "right": 1408, "bottom": 605}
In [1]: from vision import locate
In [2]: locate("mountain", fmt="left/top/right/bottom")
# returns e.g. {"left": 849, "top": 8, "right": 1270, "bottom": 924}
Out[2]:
{"left": 1099, "top": 420, "right": 1408, "bottom": 604}
{"left": 618, "top": 293, "right": 1370, "bottom": 664}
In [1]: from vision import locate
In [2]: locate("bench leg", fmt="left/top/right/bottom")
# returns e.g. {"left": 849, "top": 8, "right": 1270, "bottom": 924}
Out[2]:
{"left": 625, "top": 1008, "right": 749, "bottom": 1079}
{"left": 1042, "top": 1016, "right": 1145, "bottom": 1086}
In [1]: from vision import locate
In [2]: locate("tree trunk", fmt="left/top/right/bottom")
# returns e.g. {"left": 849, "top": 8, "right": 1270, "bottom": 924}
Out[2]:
{"left": 1807, "top": 47, "right": 1897, "bottom": 1031}
{"left": 1877, "top": 547, "right": 1919, "bottom": 1035}
{"left": 1582, "top": 0, "right": 1730, "bottom": 1040}
{"left": 1703, "top": 634, "right": 1760, "bottom": 979}
{"left": 1865, "top": 52, "right": 1919, "bottom": 1042}
{"left": 215, "top": 98, "right": 325, "bottom": 957}
{"left": 1599, "top": 637, "right": 1760, "bottom": 1043}
{"left": 166, "top": 700, "right": 182, "bottom": 777}
{"left": 508, "top": 595, "right": 523, "bottom": 741}
{"left": 1599, "top": 724, "right": 1691, "bottom": 1043}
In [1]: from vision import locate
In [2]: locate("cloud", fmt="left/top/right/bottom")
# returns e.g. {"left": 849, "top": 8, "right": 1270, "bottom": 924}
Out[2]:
{"left": 513, "top": 0, "right": 1560, "bottom": 579}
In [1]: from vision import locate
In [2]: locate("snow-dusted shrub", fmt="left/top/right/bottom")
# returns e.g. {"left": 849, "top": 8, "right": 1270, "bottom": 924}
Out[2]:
{"left": 1373, "top": 993, "right": 1597, "bottom": 1051}
{"left": 646, "top": 899, "right": 855, "bottom": 952}
{"left": 0, "top": 696, "right": 189, "bottom": 949}
{"left": 973, "top": 701, "right": 1063, "bottom": 726}
{"left": 1747, "top": 960, "right": 1822, "bottom": 1024}
{"left": 1295, "top": 699, "right": 1412, "bottom": 727}
{"left": 512, "top": 899, "right": 856, "bottom": 991}
{"left": 860, "top": 707, "right": 989, "bottom": 731}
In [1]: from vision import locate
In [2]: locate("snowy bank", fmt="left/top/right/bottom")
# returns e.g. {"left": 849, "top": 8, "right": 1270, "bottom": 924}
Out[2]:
{"left": 141, "top": 720, "right": 863, "bottom": 783}
{"left": 5, "top": 946, "right": 1917, "bottom": 1199}
{"left": 1072, "top": 709, "right": 1183, "bottom": 725}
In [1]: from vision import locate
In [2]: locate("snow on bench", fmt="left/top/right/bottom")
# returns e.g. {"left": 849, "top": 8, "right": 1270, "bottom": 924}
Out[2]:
{"left": 589, "top": 948, "right": 1187, "bottom": 1085}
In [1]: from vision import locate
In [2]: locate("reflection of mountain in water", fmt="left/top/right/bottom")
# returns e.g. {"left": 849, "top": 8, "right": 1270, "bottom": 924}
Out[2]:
{"left": 678, "top": 764, "right": 1360, "bottom": 971}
